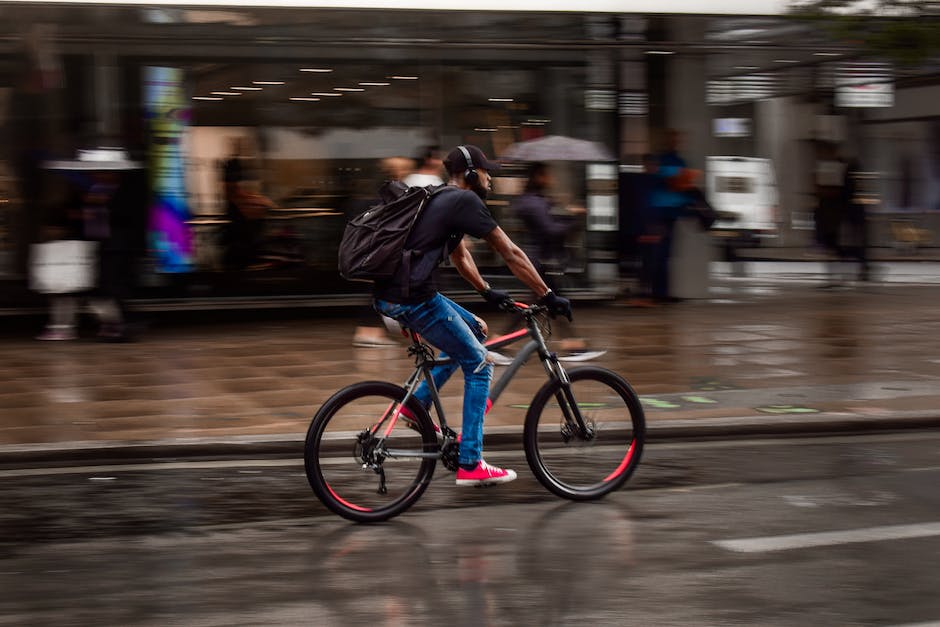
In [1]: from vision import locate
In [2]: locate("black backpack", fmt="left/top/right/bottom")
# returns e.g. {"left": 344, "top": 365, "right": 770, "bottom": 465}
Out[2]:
{"left": 338, "top": 180, "right": 444, "bottom": 285}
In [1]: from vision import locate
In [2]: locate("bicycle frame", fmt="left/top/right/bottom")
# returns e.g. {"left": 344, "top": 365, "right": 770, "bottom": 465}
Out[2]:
{"left": 305, "top": 302, "right": 644, "bottom": 521}
{"left": 372, "top": 305, "right": 589, "bottom": 457}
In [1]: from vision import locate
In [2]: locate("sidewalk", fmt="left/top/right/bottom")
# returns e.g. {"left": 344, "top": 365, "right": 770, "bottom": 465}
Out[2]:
{"left": 3, "top": 275, "right": 940, "bottom": 464}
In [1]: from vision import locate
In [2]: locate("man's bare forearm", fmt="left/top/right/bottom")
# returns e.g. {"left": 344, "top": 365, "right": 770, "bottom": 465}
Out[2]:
{"left": 483, "top": 227, "right": 549, "bottom": 297}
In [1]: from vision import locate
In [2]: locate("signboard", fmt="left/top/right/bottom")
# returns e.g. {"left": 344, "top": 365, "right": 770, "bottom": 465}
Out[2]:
{"left": 713, "top": 118, "right": 751, "bottom": 138}
{"left": 585, "top": 89, "right": 616, "bottom": 112}
{"left": 835, "top": 62, "right": 894, "bottom": 108}
{"left": 144, "top": 66, "right": 193, "bottom": 272}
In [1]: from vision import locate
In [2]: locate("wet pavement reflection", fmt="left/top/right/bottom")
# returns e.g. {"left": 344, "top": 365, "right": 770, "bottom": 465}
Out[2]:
{"left": 3, "top": 432, "right": 940, "bottom": 625}
{"left": 4, "top": 282, "right": 940, "bottom": 450}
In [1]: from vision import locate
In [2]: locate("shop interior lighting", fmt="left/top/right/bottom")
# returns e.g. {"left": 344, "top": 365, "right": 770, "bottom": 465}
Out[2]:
{"left": 253, "top": 81, "right": 286, "bottom": 85}
{"left": 488, "top": 98, "right": 514, "bottom": 102}
{"left": 193, "top": 96, "right": 223, "bottom": 101}
{"left": 211, "top": 91, "right": 242, "bottom": 96}
{"left": 388, "top": 75, "right": 418, "bottom": 80}
{"left": 312, "top": 92, "right": 343, "bottom": 97}
{"left": 231, "top": 86, "right": 263, "bottom": 90}
{"left": 773, "top": 59, "right": 798, "bottom": 63}
{"left": 645, "top": 50, "right": 675, "bottom": 55}
{"left": 474, "top": 127, "right": 498, "bottom": 132}
{"left": 300, "top": 68, "right": 333, "bottom": 73}
{"left": 290, "top": 97, "right": 320, "bottom": 101}
{"left": 359, "top": 82, "right": 390, "bottom": 86}
{"left": 334, "top": 87, "right": 365, "bottom": 92}
{"left": 813, "top": 52, "right": 842, "bottom": 57}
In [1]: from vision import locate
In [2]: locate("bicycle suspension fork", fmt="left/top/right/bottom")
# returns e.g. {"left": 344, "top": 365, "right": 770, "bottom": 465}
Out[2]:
{"left": 530, "top": 323, "right": 595, "bottom": 442}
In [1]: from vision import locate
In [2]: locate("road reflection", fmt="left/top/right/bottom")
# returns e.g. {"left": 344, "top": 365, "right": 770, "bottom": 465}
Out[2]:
{"left": 311, "top": 500, "right": 637, "bottom": 626}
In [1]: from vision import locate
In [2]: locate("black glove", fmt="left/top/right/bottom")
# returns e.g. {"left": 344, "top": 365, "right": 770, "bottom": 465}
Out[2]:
{"left": 539, "top": 289, "right": 572, "bottom": 321}
{"left": 480, "top": 287, "right": 515, "bottom": 311}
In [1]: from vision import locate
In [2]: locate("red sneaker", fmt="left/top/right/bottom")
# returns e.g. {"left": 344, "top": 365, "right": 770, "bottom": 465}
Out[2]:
{"left": 455, "top": 460, "right": 517, "bottom": 486}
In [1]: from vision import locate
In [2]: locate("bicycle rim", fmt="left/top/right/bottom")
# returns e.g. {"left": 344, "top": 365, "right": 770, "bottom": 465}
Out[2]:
{"left": 524, "top": 367, "right": 645, "bottom": 500}
{"left": 305, "top": 382, "right": 438, "bottom": 522}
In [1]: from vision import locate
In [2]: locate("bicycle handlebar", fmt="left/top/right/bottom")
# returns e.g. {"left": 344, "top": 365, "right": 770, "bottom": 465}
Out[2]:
{"left": 501, "top": 301, "right": 547, "bottom": 316}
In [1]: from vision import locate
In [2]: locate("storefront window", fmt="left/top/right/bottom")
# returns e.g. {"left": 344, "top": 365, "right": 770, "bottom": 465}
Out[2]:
{"left": 0, "top": 5, "right": 616, "bottom": 302}
{"left": 175, "top": 57, "right": 592, "bottom": 293}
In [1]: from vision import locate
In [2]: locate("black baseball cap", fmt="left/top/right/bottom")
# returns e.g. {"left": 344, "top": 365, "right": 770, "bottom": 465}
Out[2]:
{"left": 444, "top": 145, "right": 500, "bottom": 175}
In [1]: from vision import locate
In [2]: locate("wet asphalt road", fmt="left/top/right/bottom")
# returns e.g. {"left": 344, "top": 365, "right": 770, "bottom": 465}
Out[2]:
{"left": 2, "top": 431, "right": 940, "bottom": 626}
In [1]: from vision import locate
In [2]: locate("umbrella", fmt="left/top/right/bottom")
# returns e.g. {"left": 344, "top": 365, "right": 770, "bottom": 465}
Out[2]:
{"left": 501, "top": 135, "right": 614, "bottom": 162}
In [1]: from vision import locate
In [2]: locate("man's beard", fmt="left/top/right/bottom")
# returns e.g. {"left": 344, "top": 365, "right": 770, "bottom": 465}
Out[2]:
{"left": 471, "top": 180, "right": 489, "bottom": 200}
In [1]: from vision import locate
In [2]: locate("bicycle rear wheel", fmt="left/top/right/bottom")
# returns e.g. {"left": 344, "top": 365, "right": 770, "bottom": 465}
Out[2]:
{"left": 523, "top": 366, "right": 645, "bottom": 500}
{"left": 304, "top": 381, "right": 438, "bottom": 523}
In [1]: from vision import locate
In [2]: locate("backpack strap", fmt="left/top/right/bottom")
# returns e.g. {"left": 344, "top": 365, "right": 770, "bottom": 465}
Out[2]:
{"left": 400, "top": 185, "right": 447, "bottom": 298}
{"left": 401, "top": 249, "right": 413, "bottom": 298}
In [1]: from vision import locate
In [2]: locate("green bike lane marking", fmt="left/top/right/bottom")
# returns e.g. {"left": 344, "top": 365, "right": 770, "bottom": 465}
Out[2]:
{"left": 755, "top": 405, "right": 820, "bottom": 414}
{"left": 508, "top": 402, "right": 609, "bottom": 410}
{"left": 640, "top": 396, "right": 719, "bottom": 409}
{"left": 509, "top": 392, "right": 821, "bottom": 415}
{"left": 681, "top": 396, "right": 719, "bottom": 404}
{"left": 690, "top": 377, "right": 739, "bottom": 391}
{"left": 639, "top": 396, "right": 820, "bottom": 415}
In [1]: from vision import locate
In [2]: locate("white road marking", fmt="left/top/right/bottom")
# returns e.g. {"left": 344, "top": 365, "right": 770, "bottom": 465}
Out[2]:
{"left": 715, "top": 522, "right": 940, "bottom": 553}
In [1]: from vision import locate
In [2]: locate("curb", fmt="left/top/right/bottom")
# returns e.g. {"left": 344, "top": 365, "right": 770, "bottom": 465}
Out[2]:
{"left": 3, "top": 411, "right": 940, "bottom": 467}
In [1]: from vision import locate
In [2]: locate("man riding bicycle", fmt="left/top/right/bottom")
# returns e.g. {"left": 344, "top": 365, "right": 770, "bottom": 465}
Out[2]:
{"left": 373, "top": 144, "right": 572, "bottom": 486}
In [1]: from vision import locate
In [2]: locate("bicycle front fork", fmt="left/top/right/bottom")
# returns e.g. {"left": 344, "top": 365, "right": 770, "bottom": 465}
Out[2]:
{"left": 555, "top": 385, "right": 596, "bottom": 442}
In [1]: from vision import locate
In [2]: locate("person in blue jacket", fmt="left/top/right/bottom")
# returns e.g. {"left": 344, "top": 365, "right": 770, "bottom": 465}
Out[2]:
{"left": 649, "top": 129, "right": 694, "bottom": 302}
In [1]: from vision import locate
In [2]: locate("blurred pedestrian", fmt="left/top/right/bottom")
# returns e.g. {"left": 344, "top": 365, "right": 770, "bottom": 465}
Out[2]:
{"left": 221, "top": 137, "right": 274, "bottom": 271}
{"left": 842, "top": 157, "right": 871, "bottom": 282}
{"left": 379, "top": 156, "right": 414, "bottom": 184}
{"left": 511, "top": 161, "right": 587, "bottom": 351}
{"left": 814, "top": 142, "right": 848, "bottom": 287}
{"left": 649, "top": 129, "right": 693, "bottom": 302}
{"left": 404, "top": 145, "right": 444, "bottom": 188}
{"left": 628, "top": 153, "right": 664, "bottom": 307}
{"left": 35, "top": 150, "right": 144, "bottom": 341}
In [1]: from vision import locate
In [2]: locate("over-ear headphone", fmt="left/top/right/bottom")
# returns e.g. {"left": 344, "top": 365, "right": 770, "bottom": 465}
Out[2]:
{"left": 457, "top": 145, "right": 478, "bottom": 186}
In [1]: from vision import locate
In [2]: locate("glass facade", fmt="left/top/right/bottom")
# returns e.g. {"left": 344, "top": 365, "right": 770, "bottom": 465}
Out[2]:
{"left": 0, "top": 6, "right": 626, "bottom": 305}
{"left": 0, "top": 5, "right": 937, "bottom": 307}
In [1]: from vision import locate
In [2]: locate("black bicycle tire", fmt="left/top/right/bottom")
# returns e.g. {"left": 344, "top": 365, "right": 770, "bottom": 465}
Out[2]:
{"left": 523, "top": 366, "right": 645, "bottom": 501}
{"left": 304, "top": 381, "right": 438, "bottom": 523}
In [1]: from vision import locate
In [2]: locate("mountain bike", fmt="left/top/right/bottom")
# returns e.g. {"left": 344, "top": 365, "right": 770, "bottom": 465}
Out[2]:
{"left": 304, "top": 302, "right": 645, "bottom": 523}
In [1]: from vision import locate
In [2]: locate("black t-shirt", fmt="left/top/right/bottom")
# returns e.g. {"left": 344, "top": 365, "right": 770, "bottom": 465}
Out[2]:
{"left": 373, "top": 186, "right": 498, "bottom": 304}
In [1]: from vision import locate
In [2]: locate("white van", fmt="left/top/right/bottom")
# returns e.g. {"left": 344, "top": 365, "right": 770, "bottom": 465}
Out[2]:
{"left": 705, "top": 156, "right": 779, "bottom": 247}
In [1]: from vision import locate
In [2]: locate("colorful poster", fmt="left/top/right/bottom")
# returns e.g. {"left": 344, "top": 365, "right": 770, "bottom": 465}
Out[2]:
{"left": 144, "top": 66, "right": 193, "bottom": 272}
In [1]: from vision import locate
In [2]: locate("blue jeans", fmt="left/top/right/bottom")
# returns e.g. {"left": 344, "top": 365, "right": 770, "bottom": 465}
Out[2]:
{"left": 374, "top": 294, "right": 492, "bottom": 465}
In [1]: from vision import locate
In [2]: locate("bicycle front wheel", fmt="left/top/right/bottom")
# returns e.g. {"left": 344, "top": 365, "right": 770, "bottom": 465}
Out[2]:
{"left": 304, "top": 381, "right": 438, "bottom": 523}
{"left": 523, "top": 366, "right": 645, "bottom": 500}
